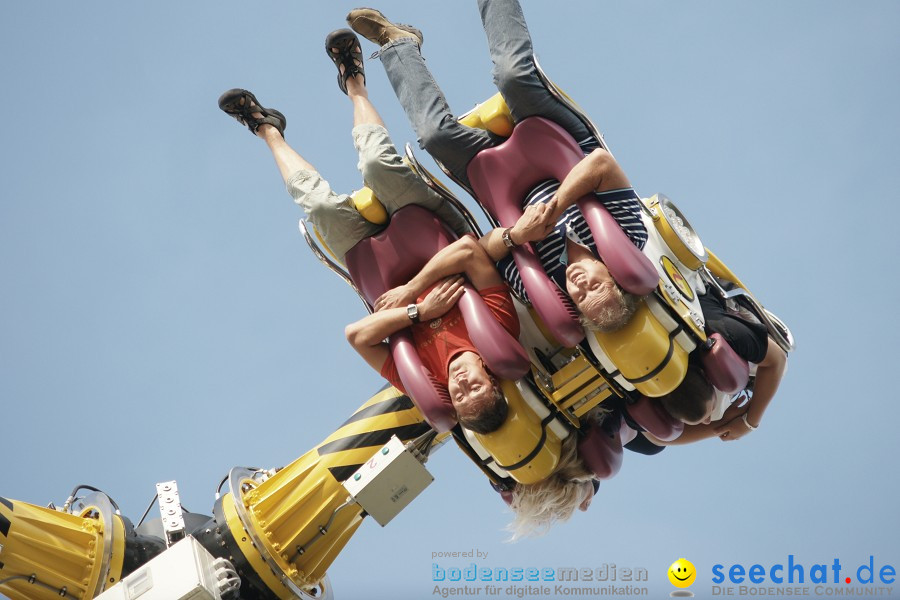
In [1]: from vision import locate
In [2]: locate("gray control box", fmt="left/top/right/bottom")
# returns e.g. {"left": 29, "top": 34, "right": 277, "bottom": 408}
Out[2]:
{"left": 96, "top": 536, "right": 221, "bottom": 600}
{"left": 342, "top": 435, "right": 433, "bottom": 526}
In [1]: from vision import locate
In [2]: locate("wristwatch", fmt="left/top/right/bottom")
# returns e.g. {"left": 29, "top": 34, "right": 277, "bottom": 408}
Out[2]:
{"left": 406, "top": 303, "right": 420, "bottom": 323}
{"left": 502, "top": 227, "right": 518, "bottom": 249}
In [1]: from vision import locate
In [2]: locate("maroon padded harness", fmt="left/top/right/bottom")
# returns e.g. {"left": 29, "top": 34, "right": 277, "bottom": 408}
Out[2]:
{"left": 466, "top": 116, "right": 658, "bottom": 346}
{"left": 701, "top": 332, "right": 751, "bottom": 394}
{"left": 345, "top": 206, "right": 530, "bottom": 432}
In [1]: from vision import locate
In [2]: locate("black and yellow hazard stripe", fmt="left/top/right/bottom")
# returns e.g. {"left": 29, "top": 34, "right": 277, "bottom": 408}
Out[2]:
{"left": 221, "top": 384, "right": 436, "bottom": 594}
{"left": 317, "top": 385, "right": 432, "bottom": 482}
{"left": 0, "top": 496, "right": 12, "bottom": 541}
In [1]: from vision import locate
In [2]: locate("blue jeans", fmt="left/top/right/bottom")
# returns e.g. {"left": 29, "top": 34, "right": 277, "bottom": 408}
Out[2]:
{"left": 378, "top": 0, "right": 593, "bottom": 186}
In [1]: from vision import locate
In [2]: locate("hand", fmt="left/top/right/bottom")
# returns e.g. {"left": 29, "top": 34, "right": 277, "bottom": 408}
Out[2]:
{"left": 718, "top": 396, "right": 747, "bottom": 424}
{"left": 714, "top": 414, "right": 754, "bottom": 441}
{"left": 418, "top": 276, "right": 465, "bottom": 321}
{"left": 578, "top": 481, "right": 595, "bottom": 512}
{"left": 714, "top": 398, "right": 754, "bottom": 441}
{"left": 374, "top": 283, "right": 416, "bottom": 312}
{"left": 511, "top": 198, "right": 558, "bottom": 244}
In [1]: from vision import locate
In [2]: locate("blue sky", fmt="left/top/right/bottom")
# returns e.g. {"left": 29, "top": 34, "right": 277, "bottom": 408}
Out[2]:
{"left": 2, "top": 1, "right": 899, "bottom": 598}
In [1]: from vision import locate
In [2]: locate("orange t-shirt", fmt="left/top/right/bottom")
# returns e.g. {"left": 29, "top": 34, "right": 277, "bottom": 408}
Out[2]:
{"left": 380, "top": 285, "right": 519, "bottom": 393}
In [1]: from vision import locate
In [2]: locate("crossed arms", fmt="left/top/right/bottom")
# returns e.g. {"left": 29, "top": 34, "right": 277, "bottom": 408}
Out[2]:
{"left": 647, "top": 336, "right": 788, "bottom": 446}
{"left": 344, "top": 234, "right": 504, "bottom": 372}
{"left": 346, "top": 147, "right": 630, "bottom": 370}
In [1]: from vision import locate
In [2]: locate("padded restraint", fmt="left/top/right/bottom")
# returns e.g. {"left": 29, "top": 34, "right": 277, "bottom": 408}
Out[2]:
{"left": 345, "top": 206, "right": 530, "bottom": 433}
{"left": 625, "top": 395, "right": 684, "bottom": 442}
{"left": 700, "top": 332, "right": 751, "bottom": 393}
{"left": 577, "top": 421, "right": 624, "bottom": 480}
{"left": 466, "top": 117, "right": 658, "bottom": 347}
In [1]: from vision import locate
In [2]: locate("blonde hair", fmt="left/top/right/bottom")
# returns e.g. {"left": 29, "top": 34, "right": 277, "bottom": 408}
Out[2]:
{"left": 505, "top": 409, "right": 606, "bottom": 540}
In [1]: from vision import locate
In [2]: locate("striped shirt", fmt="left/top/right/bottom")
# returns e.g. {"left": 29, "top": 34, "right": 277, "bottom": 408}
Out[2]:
{"left": 496, "top": 136, "right": 648, "bottom": 301}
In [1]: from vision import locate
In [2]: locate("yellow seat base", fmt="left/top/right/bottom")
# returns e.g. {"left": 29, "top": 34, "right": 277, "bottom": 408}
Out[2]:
{"left": 474, "top": 379, "right": 562, "bottom": 485}
{"left": 590, "top": 297, "right": 692, "bottom": 398}
{"left": 459, "top": 92, "right": 515, "bottom": 137}
{"left": 313, "top": 186, "right": 388, "bottom": 262}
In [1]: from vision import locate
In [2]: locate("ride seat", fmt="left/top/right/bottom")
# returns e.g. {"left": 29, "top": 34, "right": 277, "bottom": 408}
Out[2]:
{"left": 587, "top": 293, "right": 694, "bottom": 397}
{"left": 459, "top": 92, "right": 514, "bottom": 137}
{"left": 466, "top": 116, "right": 659, "bottom": 347}
{"left": 311, "top": 187, "right": 388, "bottom": 263}
{"left": 615, "top": 333, "right": 748, "bottom": 442}
{"left": 344, "top": 205, "right": 530, "bottom": 433}
{"left": 472, "top": 379, "right": 623, "bottom": 483}
{"left": 704, "top": 248, "right": 795, "bottom": 354}
{"left": 468, "top": 379, "right": 565, "bottom": 484}
{"left": 587, "top": 295, "right": 751, "bottom": 398}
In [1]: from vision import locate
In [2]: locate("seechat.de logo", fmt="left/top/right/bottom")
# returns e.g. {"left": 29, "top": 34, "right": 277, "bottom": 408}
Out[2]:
{"left": 710, "top": 555, "right": 897, "bottom": 597}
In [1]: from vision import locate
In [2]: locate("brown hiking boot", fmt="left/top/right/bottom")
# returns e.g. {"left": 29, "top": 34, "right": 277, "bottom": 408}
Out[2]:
{"left": 346, "top": 8, "right": 423, "bottom": 48}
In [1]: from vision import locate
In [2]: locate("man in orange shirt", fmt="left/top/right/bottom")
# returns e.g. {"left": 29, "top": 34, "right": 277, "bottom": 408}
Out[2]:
{"left": 345, "top": 236, "right": 520, "bottom": 434}
{"left": 220, "top": 30, "right": 523, "bottom": 434}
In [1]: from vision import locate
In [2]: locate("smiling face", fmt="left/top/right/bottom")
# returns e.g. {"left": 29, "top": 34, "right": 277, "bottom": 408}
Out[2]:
{"left": 668, "top": 558, "right": 697, "bottom": 588}
{"left": 565, "top": 257, "right": 618, "bottom": 322}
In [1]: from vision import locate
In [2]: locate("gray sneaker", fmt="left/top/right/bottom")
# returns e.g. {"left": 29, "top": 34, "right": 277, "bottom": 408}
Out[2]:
{"left": 346, "top": 8, "right": 423, "bottom": 47}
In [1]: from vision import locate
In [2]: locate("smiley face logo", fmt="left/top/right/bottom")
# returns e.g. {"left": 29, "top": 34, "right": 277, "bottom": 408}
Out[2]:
{"left": 668, "top": 558, "right": 697, "bottom": 588}
{"left": 660, "top": 256, "right": 695, "bottom": 301}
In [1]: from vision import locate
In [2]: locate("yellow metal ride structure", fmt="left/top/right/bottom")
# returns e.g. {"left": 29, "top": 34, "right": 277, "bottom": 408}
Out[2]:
{"left": 1, "top": 387, "right": 446, "bottom": 600}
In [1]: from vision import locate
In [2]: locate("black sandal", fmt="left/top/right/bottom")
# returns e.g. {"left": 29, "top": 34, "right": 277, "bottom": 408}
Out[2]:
{"left": 217, "top": 88, "right": 286, "bottom": 137}
{"left": 325, "top": 29, "right": 365, "bottom": 95}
